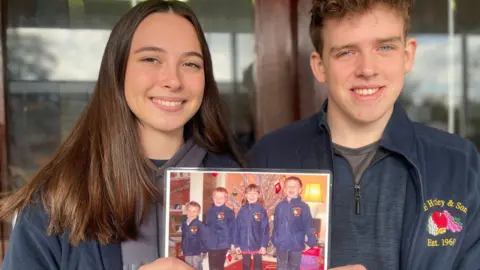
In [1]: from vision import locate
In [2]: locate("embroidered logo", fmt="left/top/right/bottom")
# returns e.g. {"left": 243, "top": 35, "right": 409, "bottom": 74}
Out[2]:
{"left": 217, "top": 212, "right": 225, "bottom": 221}
{"left": 427, "top": 210, "right": 463, "bottom": 236}
{"left": 292, "top": 207, "right": 302, "bottom": 217}
{"left": 253, "top": 212, "right": 261, "bottom": 222}
{"left": 423, "top": 199, "right": 466, "bottom": 247}
{"left": 190, "top": 226, "right": 198, "bottom": 235}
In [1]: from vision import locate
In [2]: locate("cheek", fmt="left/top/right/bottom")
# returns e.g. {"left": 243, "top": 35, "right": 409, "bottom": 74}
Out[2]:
{"left": 184, "top": 73, "right": 205, "bottom": 100}
{"left": 328, "top": 62, "right": 353, "bottom": 83}
{"left": 124, "top": 66, "right": 154, "bottom": 99}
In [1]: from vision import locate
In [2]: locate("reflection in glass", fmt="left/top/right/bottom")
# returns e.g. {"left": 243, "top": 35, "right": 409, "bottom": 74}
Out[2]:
{"left": 401, "top": 0, "right": 480, "bottom": 150}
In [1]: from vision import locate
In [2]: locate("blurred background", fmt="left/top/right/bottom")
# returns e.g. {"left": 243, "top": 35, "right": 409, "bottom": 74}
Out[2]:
{"left": 0, "top": 0, "right": 479, "bottom": 258}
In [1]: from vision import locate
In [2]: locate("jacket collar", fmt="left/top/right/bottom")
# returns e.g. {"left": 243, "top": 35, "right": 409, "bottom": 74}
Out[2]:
{"left": 287, "top": 196, "right": 303, "bottom": 204}
{"left": 317, "top": 99, "right": 418, "bottom": 165}
{"left": 246, "top": 202, "right": 261, "bottom": 209}
{"left": 99, "top": 243, "right": 123, "bottom": 270}
{"left": 185, "top": 217, "right": 200, "bottom": 226}
{"left": 211, "top": 203, "right": 226, "bottom": 209}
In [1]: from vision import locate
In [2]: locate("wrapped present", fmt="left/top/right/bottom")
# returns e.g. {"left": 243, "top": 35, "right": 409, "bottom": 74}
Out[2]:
{"left": 300, "top": 247, "right": 323, "bottom": 270}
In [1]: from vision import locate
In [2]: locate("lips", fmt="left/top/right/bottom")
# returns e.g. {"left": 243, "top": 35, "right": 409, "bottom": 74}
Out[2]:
{"left": 151, "top": 98, "right": 185, "bottom": 106}
{"left": 150, "top": 97, "right": 186, "bottom": 112}
{"left": 352, "top": 87, "right": 381, "bottom": 96}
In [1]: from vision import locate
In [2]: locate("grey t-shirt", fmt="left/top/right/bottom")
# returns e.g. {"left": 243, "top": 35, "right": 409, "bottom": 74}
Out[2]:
{"left": 330, "top": 142, "right": 408, "bottom": 270}
{"left": 333, "top": 141, "right": 379, "bottom": 184}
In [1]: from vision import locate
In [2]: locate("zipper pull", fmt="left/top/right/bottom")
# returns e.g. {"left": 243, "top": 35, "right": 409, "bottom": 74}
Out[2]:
{"left": 354, "top": 184, "right": 361, "bottom": 215}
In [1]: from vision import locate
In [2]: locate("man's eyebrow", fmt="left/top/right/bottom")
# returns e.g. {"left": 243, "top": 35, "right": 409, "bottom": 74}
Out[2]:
{"left": 377, "top": 36, "right": 403, "bottom": 44}
{"left": 330, "top": 44, "right": 357, "bottom": 54}
{"left": 329, "top": 36, "right": 403, "bottom": 54}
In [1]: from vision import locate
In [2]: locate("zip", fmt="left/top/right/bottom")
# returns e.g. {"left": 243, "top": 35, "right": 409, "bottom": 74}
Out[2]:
{"left": 352, "top": 152, "right": 389, "bottom": 215}
{"left": 248, "top": 205, "right": 251, "bottom": 248}
{"left": 354, "top": 185, "right": 361, "bottom": 215}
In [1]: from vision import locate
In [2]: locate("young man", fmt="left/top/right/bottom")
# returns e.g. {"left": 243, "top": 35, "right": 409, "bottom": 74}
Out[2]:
{"left": 248, "top": 0, "right": 480, "bottom": 269}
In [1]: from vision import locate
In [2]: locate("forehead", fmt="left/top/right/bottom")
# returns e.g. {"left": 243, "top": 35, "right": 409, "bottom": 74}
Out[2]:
{"left": 213, "top": 191, "right": 227, "bottom": 197}
{"left": 285, "top": 180, "right": 300, "bottom": 187}
{"left": 322, "top": 4, "right": 405, "bottom": 47}
{"left": 130, "top": 12, "right": 201, "bottom": 53}
{"left": 187, "top": 205, "right": 200, "bottom": 210}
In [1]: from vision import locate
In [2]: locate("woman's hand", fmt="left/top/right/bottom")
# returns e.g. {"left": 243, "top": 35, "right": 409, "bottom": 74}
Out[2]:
{"left": 138, "top": 257, "right": 194, "bottom": 270}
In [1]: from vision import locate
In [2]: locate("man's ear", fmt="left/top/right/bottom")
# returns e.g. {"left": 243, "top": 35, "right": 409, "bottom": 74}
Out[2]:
{"left": 310, "top": 51, "right": 327, "bottom": 83}
{"left": 404, "top": 37, "right": 418, "bottom": 74}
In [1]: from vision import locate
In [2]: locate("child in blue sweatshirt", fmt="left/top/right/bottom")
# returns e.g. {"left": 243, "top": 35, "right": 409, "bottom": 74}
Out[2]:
{"left": 204, "top": 187, "right": 235, "bottom": 270}
{"left": 234, "top": 184, "right": 269, "bottom": 270}
{"left": 181, "top": 201, "right": 207, "bottom": 270}
{"left": 272, "top": 176, "right": 317, "bottom": 270}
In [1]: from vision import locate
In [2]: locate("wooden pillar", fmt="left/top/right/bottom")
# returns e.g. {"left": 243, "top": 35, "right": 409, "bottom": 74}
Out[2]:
{"left": 254, "top": 0, "right": 298, "bottom": 137}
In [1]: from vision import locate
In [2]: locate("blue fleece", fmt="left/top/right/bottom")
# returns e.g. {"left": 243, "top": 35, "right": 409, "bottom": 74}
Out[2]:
{"left": 234, "top": 202, "right": 269, "bottom": 251}
{"left": 272, "top": 197, "right": 317, "bottom": 252}
{"left": 181, "top": 218, "right": 207, "bottom": 256}
{"left": 204, "top": 204, "right": 235, "bottom": 250}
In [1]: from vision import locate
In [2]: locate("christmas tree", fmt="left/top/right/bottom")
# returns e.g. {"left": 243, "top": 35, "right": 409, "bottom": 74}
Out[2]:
{"left": 227, "top": 173, "right": 286, "bottom": 254}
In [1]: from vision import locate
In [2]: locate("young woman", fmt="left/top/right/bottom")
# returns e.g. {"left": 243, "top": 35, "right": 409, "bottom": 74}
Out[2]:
{"left": 0, "top": 1, "right": 244, "bottom": 269}
{"left": 234, "top": 184, "right": 269, "bottom": 270}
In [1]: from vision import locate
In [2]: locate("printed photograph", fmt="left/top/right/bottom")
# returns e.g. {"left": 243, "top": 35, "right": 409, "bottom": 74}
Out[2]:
{"left": 164, "top": 170, "right": 331, "bottom": 270}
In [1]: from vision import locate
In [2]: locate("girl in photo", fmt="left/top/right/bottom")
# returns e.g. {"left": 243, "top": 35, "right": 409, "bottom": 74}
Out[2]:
{"left": 234, "top": 184, "right": 269, "bottom": 270}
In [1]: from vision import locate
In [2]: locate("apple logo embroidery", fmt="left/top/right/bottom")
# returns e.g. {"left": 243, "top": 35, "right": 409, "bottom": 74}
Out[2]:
{"left": 427, "top": 210, "right": 463, "bottom": 236}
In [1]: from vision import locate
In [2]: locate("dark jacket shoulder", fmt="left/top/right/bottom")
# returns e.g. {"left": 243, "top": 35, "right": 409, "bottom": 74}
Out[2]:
{"left": 204, "top": 152, "right": 239, "bottom": 168}
{"left": 413, "top": 122, "right": 477, "bottom": 156}
{"left": 248, "top": 116, "right": 320, "bottom": 168}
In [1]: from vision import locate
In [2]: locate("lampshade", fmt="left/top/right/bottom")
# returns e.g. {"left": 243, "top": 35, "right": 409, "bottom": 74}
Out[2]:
{"left": 303, "top": 183, "right": 323, "bottom": 203}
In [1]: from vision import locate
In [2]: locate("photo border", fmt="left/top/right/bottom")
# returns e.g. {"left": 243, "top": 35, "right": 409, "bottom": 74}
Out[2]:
{"left": 163, "top": 167, "right": 333, "bottom": 269}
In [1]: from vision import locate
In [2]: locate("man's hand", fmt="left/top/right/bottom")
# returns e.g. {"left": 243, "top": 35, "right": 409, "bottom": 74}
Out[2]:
{"left": 138, "top": 257, "right": 194, "bottom": 270}
{"left": 259, "top": 247, "right": 266, "bottom": 255}
{"left": 330, "top": 265, "right": 366, "bottom": 270}
{"left": 236, "top": 247, "right": 242, "bottom": 254}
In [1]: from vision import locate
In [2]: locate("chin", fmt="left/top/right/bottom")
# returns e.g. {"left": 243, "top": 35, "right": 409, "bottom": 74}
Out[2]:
{"left": 350, "top": 110, "right": 391, "bottom": 125}
{"left": 151, "top": 123, "right": 187, "bottom": 134}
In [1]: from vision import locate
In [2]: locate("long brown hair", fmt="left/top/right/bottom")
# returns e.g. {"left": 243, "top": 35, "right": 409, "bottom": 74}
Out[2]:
{"left": 0, "top": 0, "right": 244, "bottom": 245}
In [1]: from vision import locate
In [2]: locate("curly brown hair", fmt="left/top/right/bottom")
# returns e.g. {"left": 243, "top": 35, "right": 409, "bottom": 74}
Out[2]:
{"left": 309, "top": 0, "right": 414, "bottom": 54}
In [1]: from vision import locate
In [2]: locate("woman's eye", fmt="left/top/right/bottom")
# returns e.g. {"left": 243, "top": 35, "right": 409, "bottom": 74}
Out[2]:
{"left": 183, "top": 62, "right": 201, "bottom": 69}
{"left": 141, "top": 57, "right": 160, "bottom": 63}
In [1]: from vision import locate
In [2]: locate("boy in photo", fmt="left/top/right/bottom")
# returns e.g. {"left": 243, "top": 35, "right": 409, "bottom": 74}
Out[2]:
{"left": 204, "top": 187, "right": 235, "bottom": 270}
{"left": 272, "top": 176, "right": 317, "bottom": 270}
{"left": 181, "top": 201, "right": 207, "bottom": 270}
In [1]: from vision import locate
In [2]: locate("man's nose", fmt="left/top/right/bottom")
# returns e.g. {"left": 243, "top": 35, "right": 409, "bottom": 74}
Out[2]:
{"left": 355, "top": 52, "right": 378, "bottom": 78}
